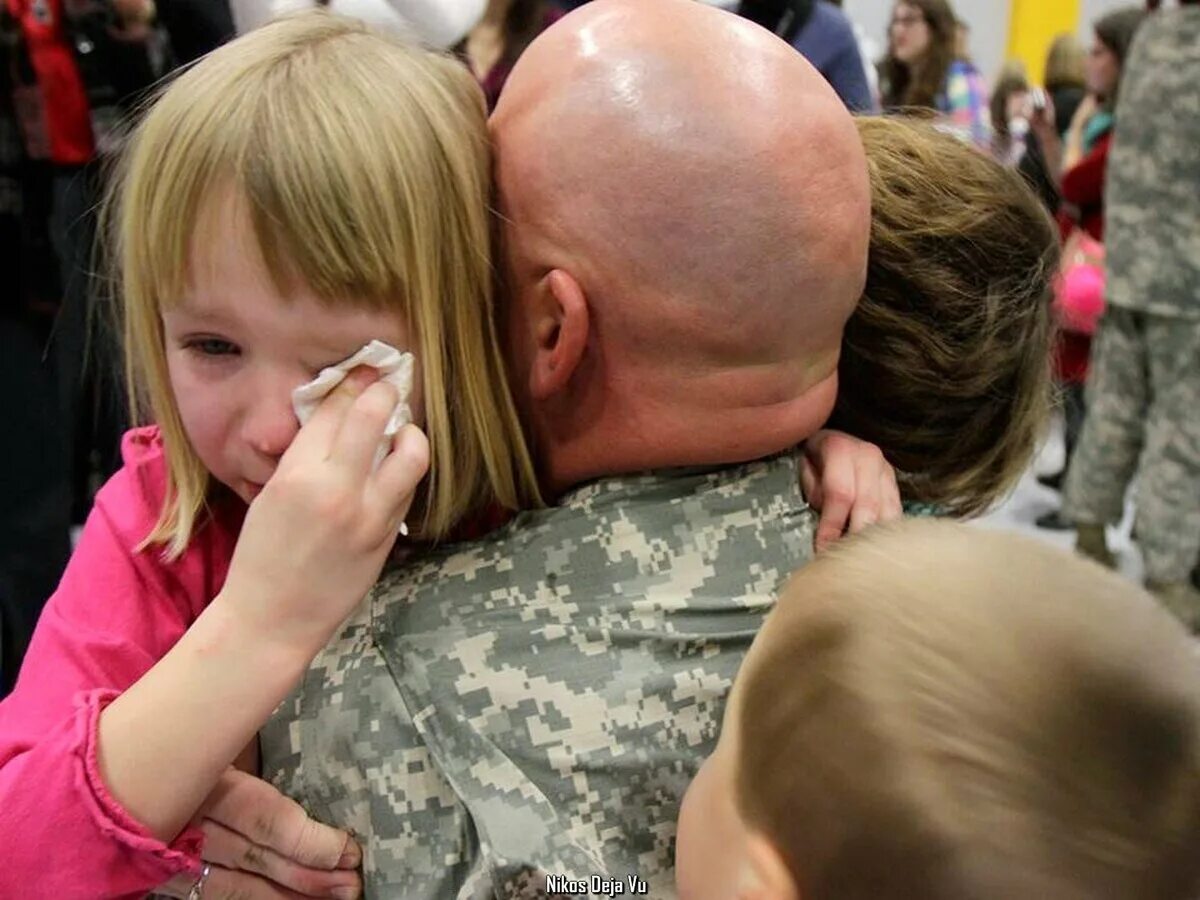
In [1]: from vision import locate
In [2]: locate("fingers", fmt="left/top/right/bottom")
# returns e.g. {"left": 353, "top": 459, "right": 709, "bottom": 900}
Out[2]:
{"left": 367, "top": 425, "right": 430, "bottom": 533}
{"left": 330, "top": 380, "right": 400, "bottom": 479}
{"left": 880, "top": 465, "right": 904, "bottom": 524}
{"left": 288, "top": 367, "right": 380, "bottom": 461}
{"left": 799, "top": 456, "right": 823, "bottom": 514}
{"left": 846, "top": 451, "right": 884, "bottom": 536}
{"left": 202, "top": 770, "right": 357, "bottom": 871}
{"left": 199, "top": 819, "right": 362, "bottom": 898}
{"left": 813, "top": 469, "right": 854, "bottom": 554}
{"left": 156, "top": 869, "right": 316, "bottom": 900}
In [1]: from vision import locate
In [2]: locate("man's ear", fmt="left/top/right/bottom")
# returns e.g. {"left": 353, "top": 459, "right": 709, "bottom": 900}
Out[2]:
{"left": 529, "top": 268, "right": 589, "bottom": 401}
{"left": 738, "top": 832, "right": 800, "bottom": 900}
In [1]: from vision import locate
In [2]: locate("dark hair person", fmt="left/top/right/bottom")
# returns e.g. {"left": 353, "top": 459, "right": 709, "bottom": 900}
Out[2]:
{"left": 1028, "top": 5, "right": 1145, "bottom": 530}
{"left": 879, "top": 0, "right": 990, "bottom": 148}
{"left": 459, "top": 0, "right": 564, "bottom": 110}
{"left": 735, "top": 0, "right": 875, "bottom": 111}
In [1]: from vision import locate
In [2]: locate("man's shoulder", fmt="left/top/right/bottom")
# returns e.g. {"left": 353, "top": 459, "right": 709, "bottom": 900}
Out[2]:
{"left": 380, "top": 452, "right": 816, "bottom": 607}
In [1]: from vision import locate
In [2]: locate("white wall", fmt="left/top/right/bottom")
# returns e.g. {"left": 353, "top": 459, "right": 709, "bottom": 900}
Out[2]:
{"left": 1079, "top": 0, "right": 1153, "bottom": 37}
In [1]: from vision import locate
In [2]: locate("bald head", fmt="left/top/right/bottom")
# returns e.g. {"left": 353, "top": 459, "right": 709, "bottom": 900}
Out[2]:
{"left": 492, "top": 0, "right": 870, "bottom": 492}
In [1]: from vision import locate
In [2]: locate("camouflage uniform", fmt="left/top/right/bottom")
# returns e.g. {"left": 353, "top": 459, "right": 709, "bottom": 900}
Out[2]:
{"left": 1062, "top": 6, "right": 1200, "bottom": 585}
{"left": 261, "top": 452, "right": 816, "bottom": 898}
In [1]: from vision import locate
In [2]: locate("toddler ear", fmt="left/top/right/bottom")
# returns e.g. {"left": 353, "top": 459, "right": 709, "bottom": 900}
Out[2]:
{"left": 738, "top": 831, "right": 800, "bottom": 900}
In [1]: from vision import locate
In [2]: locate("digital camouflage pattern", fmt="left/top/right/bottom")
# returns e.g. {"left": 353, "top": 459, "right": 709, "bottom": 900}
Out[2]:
{"left": 1063, "top": 308, "right": 1200, "bottom": 586}
{"left": 1103, "top": 6, "right": 1200, "bottom": 320}
{"left": 261, "top": 452, "right": 816, "bottom": 898}
{"left": 1063, "top": 6, "right": 1200, "bottom": 593}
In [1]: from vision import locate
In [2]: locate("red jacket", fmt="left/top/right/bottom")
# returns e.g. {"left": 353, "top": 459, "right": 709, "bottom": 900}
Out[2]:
{"left": 6, "top": 0, "right": 94, "bottom": 165}
{"left": 0, "top": 428, "right": 240, "bottom": 896}
{"left": 1053, "top": 130, "right": 1111, "bottom": 384}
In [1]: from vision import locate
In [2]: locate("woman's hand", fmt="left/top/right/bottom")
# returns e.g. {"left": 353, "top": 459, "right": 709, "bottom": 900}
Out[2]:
{"left": 156, "top": 769, "right": 362, "bottom": 900}
{"left": 1028, "top": 90, "right": 1058, "bottom": 141}
{"left": 801, "top": 430, "right": 903, "bottom": 552}
{"left": 219, "top": 367, "right": 430, "bottom": 654}
{"left": 1063, "top": 93, "right": 1099, "bottom": 172}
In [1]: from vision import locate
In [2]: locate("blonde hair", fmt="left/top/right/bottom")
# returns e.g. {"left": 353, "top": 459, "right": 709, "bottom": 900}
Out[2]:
{"left": 736, "top": 520, "right": 1200, "bottom": 900}
{"left": 830, "top": 117, "right": 1057, "bottom": 516}
{"left": 1044, "top": 33, "right": 1085, "bottom": 91}
{"left": 106, "top": 12, "right": 541, "bottom": 558}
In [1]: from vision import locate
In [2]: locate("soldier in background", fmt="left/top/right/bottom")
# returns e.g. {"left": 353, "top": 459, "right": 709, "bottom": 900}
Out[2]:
{"left": 1062, "top": 0, "right": 1200, "bottom": 627}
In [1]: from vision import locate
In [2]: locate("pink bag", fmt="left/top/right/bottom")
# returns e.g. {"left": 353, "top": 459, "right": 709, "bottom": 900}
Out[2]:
{"left": 1053, "top": 230, "right": 1106, "bottom": 336}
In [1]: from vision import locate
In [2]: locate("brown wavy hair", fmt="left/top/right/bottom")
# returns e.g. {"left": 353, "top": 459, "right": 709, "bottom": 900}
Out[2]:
{"left": 880, "top": 0, "right": 959, "bottom": 110}
{"left": 828, "top": 117, "right": 1058, "bottom": 516}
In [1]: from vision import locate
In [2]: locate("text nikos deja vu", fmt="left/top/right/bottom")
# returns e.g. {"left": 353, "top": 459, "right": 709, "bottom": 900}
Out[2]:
{"left": 544, "top": 873, "right": 650, "bottom": 896}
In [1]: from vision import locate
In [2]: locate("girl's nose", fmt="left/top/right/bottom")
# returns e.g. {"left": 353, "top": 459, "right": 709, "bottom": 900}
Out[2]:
{"left": 242, "top": 388, "right": 301, "bottom": 462}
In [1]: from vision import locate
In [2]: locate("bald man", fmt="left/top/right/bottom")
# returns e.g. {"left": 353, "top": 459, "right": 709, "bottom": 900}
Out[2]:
{"left": 260, "top": 2, "right": 880, "bottom": 896}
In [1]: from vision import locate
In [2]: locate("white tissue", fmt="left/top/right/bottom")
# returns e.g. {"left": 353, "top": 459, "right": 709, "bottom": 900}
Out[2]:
{"left": 291, "top": 340, "right": 415, "bottom": 473}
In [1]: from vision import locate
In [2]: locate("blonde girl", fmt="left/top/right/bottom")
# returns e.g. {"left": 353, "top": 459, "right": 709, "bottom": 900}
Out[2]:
{"left": 0, "top": 13, "right": 538, "bottom": 897}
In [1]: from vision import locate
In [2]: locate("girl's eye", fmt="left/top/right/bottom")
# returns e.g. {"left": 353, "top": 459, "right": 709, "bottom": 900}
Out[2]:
{"left": 185, "top": 337, "right": 239, "bottom": 357}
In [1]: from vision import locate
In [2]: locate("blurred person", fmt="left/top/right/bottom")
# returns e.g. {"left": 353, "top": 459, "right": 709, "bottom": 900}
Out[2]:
{"left": 1, "top": 0, "right": 170, "bottom": 684}
{"left": 988, "top": 61, "right": 1030, "bottom": 167}
{"left": 229, "top": 0, "right": 484, "bottom": 46}
{"left": 154, "top": 0, "right": 236, "bottom": 63}
{"left": 1061, "top": 0, "right": 1200, "bottom": 626}
{"left": 825, "top": 0, "right": 880, "bottom": 107}
{"left": 1025, "top": 35, "right": 1086, "bottom": 494}
{"left": 953, "top": 13, "right": 967, "bottom": 57}
{"left": 1043, "top": 32, "right": 1087, "bottom": 136}
{"left": 737, "top": 0, "right": 875, "bottom": 110}
{"left": 1030, "top": 6, "right": 1145, "bottom": 532}
{"left": 677, "top": 520, "right": 1200, "bottom": 900}
{"left": 0, "top": 29, "right": 72, "bottom": 696}
{"left": 459, "top": 0, "right": 565, "bottom": 111}
{"left": 880, "top": 0, "right": 991, "bottom": 149}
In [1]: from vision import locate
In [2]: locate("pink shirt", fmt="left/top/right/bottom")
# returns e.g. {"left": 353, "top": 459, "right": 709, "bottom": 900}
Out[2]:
{"left": 0, "top": 426, "right": 243, "bottom": 898}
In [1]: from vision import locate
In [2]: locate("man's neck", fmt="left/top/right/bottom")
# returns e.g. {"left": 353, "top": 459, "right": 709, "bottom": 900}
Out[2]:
{"left": 536, "top": 370, "right": 839, "bottom": 501}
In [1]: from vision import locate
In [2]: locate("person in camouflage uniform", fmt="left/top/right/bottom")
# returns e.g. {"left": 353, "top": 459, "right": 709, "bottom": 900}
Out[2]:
{"left": 261, "top": 1, "right": 875, "bottom": 895}
{"left": 258, "top": 1, "right": 1064, "bottom": 896}
{"left": 1062, "top": 0, "right": 1200, "bottom": 628}
{"left": 263, "top": 455, "right": 817, "bottom": 897}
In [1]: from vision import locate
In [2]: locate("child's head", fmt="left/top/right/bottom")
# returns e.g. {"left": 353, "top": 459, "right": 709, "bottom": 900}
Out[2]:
{"left": 677, "top": 521, "right": 1200, "bottom": 900}
{"left": 107, "top": 12, "right": 540, "bottom": 556}
{"left": 831, "top": 116, "right": 1058, "bottom": 517}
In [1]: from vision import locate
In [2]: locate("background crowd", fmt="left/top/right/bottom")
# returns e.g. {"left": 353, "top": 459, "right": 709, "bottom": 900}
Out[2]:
{"left": 1, "top": 0, "right": 1197, "bottom": 693}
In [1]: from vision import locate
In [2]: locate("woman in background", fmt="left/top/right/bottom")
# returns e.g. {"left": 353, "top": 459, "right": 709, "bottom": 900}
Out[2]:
{"left": 1043, "top": 33, "right": 1087, "bottom": 137}
{"left": 460, "top": 0, "right": 565, "bottom": 110}
{"left": 879, "top": 0, "right": 990, "bottom": 148}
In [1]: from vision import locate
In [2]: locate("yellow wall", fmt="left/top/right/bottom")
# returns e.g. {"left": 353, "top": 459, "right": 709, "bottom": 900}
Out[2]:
{"left": 1007, "top": 0, "right": 1081, "bottom": 83}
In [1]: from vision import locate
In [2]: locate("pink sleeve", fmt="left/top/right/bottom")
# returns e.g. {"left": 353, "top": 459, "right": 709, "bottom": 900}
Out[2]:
{"left": 0, "top": 432, "right": 235, "bottom": 898}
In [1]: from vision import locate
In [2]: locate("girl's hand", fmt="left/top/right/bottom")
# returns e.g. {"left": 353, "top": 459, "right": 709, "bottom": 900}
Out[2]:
{"left": 801, "top": 430, "right": 903, "bottom": 552}
{"left": 156, "top": 769, "right": 362, "bottom": 900}
{"left": 220, "top": 367, "right": 430, "bottom": 653}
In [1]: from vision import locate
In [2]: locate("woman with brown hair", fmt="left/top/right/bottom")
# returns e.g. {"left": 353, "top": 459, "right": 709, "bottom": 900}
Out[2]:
{"left": 879, "top": 0, "right": 991, "bottom": 148}
{"left": 1029, "top": 6, "right": 1144, "bottom": 529}
{"left": 460, "top": 0, "right": 564, "bottom": 110}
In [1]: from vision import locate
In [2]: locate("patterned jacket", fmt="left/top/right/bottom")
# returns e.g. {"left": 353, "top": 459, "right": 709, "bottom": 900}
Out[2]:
{"left": 262, "top": 451, "right": 816, "bottom": 898}
{"left": 1104, "top": 5, "right": 1200, "bottom": 320}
